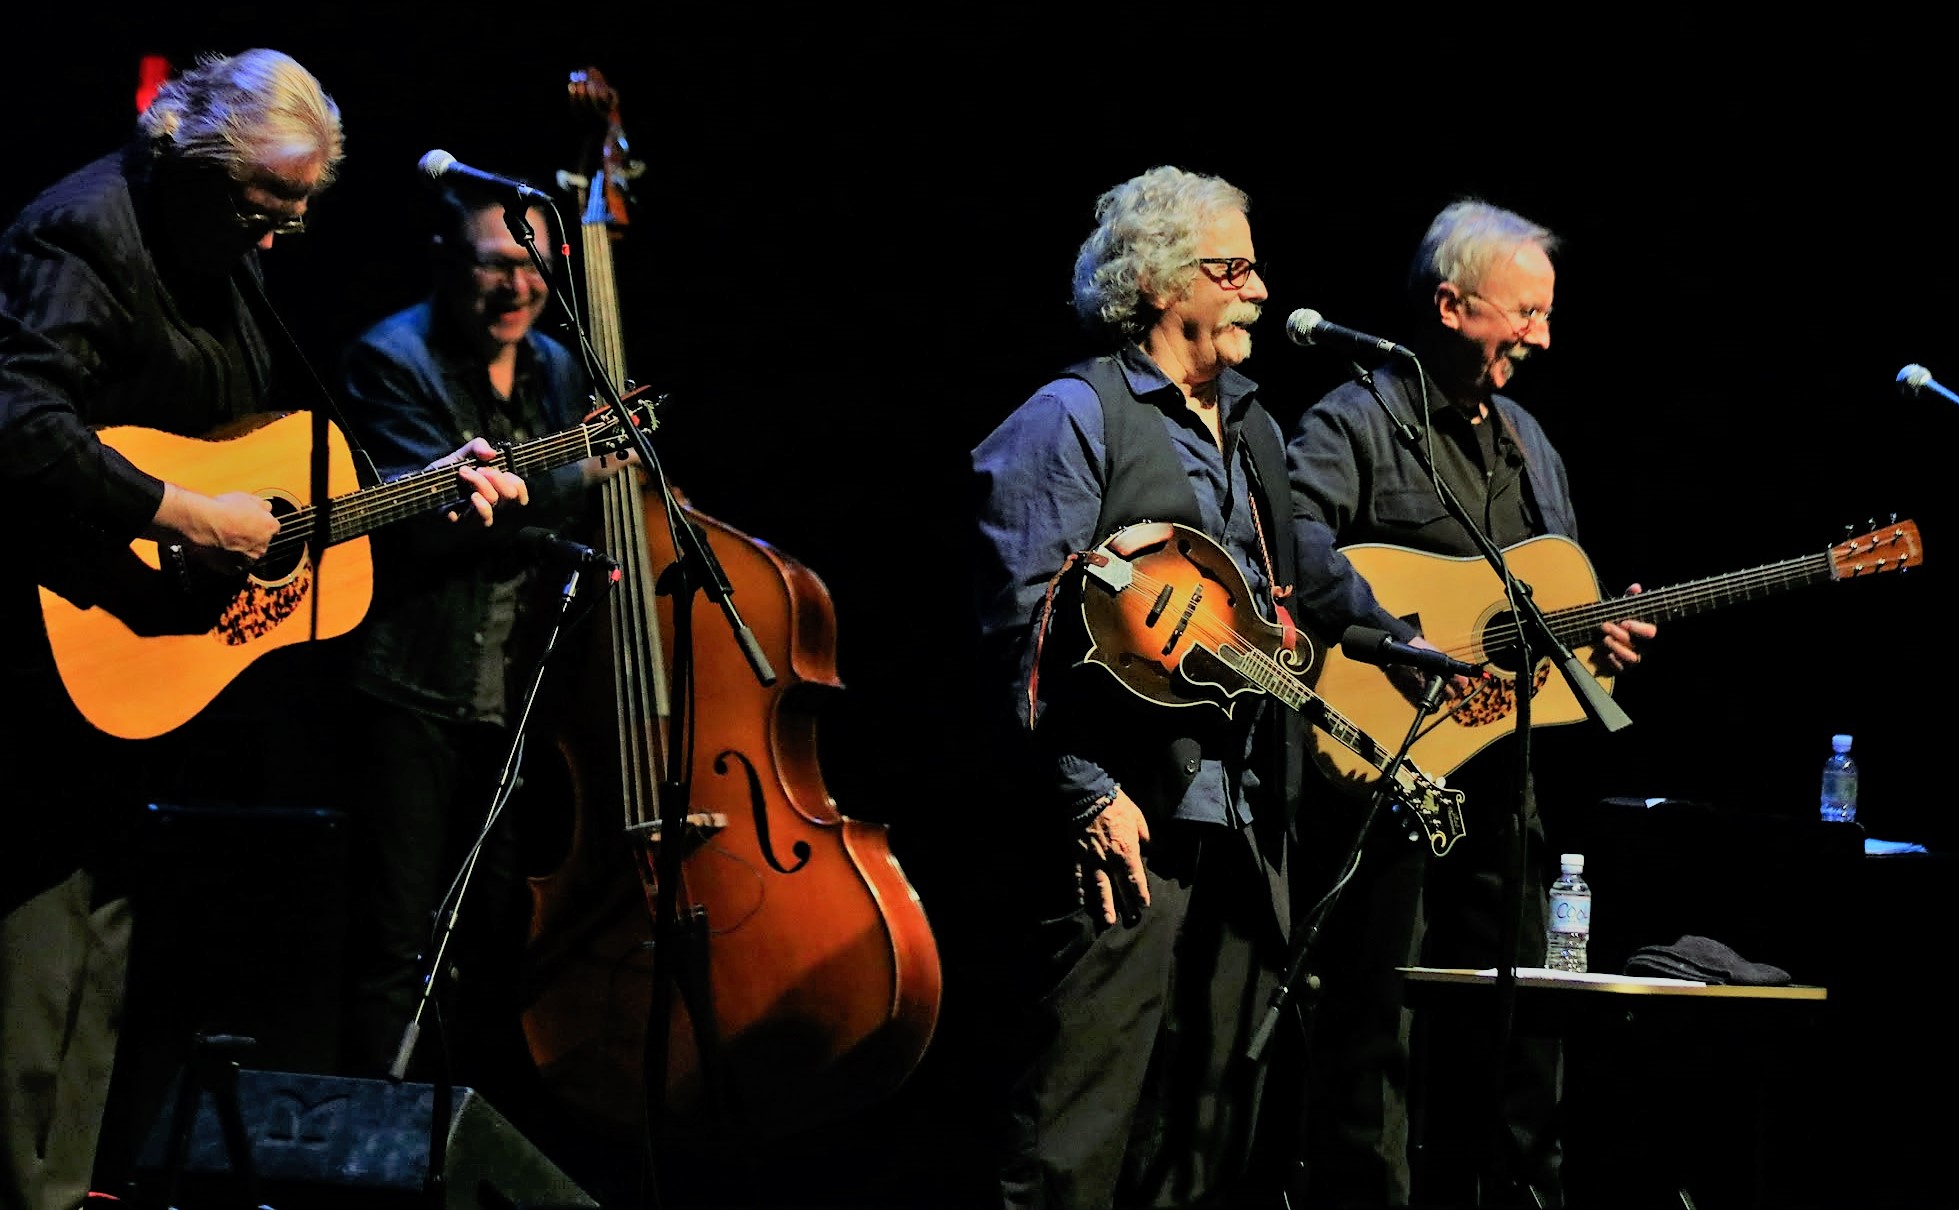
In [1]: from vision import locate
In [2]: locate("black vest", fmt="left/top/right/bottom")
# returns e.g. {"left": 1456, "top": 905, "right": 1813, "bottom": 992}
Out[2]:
{"left": 1050, "top": 355, "right": 1305, "bottom": 829}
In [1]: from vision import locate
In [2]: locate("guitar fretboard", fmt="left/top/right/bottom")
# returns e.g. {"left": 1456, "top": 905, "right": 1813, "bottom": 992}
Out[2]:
{"left": 258, "top": 420, "right": 618, "bottom": 565}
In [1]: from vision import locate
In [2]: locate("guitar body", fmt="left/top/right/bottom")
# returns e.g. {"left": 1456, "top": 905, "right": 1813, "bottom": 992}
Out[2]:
{"left": 38, "top": 412, "right": 372, "bottom": 739}
{"left": 1310, "top": 534, "right": 1609, "bottom": 790}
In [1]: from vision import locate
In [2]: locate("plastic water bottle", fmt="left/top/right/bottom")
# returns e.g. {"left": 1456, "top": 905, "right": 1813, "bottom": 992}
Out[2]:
{"left": 1545, "top": 854, "right": 1591, "bottom": 973}
{"left": 1820, "top": 734, "right": 1859, "bottom": 823}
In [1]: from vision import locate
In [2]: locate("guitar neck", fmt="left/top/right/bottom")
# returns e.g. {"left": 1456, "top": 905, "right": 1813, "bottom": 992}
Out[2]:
{"left": 266, "top": 424, "right": 606, "bottom": 557}
{"left": 1543, "top": 549, "right": 1839, "bottom": 646}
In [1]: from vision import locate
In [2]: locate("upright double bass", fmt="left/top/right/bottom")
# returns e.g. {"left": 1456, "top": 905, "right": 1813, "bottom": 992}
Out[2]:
{"left": 521, "top": 68, "right": 941, "bottom": 1146}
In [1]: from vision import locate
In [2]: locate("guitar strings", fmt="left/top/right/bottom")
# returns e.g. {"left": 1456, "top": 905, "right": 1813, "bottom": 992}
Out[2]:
{"left": 1116, "top": 563, "right": 1402, "bottom": 774}
{"left": 256, "top": 420, "right": 626, "bottom": 562}
{"left": 1421, "top": 548, "right": 1853, "bottom": 663}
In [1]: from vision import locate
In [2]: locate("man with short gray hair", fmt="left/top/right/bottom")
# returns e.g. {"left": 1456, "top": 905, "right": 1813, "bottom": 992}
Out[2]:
{"left": 1283, "top": 199, "right": 1654, "bottom": 1207}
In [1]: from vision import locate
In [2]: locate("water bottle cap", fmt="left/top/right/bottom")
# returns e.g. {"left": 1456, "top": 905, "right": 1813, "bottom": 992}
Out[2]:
{"left": 1831, "top": 734, "right": 1853, "bottom": 752}
{"left": 1558, "top": 853, "right": 1584, "bottom": 871}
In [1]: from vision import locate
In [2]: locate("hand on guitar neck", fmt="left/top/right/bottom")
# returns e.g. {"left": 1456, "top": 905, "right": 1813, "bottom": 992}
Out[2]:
{"left": 421, "top": 435, "right": 530, "bottom": 523}
{"left": 1593, "top": 582, "right": 1656, "bottom": 672}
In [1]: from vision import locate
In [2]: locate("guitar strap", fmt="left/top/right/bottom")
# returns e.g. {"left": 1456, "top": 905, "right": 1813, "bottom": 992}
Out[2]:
{"left": 232, "top": 268, "right": 382, "bottom": 477}
{"left": 234, "top": 266, "right": 378, "bottom": 640}
{"left": 1489, "top": 399, "right": 1550, "bottom": 535}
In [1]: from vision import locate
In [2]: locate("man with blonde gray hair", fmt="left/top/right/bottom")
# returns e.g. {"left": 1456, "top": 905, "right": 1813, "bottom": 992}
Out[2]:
{"left": 1282, "top": 199, "right": 1654, "bottom": 1207}
{"left": 970, "top": 164, "right": 1302, "bottom": 1208}
{"left": 0, "top": 50, "right": 527, "bottom": 1208}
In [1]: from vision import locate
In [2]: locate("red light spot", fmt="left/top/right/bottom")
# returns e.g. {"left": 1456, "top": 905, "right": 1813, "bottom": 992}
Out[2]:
{"left": 135, "top": 55, "right": 171, "bottom": 114}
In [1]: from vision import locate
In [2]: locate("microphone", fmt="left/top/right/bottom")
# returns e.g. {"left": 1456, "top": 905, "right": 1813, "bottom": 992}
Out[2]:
{"left": 1286, "top": 308, "right": 1414, "bottom": 359}
{"left": 515, "top": 527, "right": 619, "bottom": 576}
{"left": 1339, "top": 625, "right": 1485, "bottom": 680}
{"left": 417, "top": 149, "right": 549, "bottom": 203}
{"left": 1897, "top": 364, "right": 1959, "bottom": 407}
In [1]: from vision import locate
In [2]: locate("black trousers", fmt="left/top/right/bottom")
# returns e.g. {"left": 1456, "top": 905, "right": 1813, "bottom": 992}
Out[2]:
{"left": 335, "top": 697, "right": 533, "bottom": 1097}
{"left": 998, "top": 816, "right": 1289, "bottom": 1210}
{"left": 1293, "top": 751, "right": 1562, "bottom": 1208}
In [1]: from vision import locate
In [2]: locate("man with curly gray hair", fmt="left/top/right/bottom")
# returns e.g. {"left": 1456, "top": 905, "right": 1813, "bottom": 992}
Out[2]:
{"left": 0, "top": 50, "right": 527, "bottom": 1210}
{"left": 970, "top": 165, "right": 1300, "bottom": 1208}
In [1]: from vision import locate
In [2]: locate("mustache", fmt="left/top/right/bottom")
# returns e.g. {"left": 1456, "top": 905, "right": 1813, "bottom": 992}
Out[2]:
{"left": 1219, "top": 304, "right": 1262, "bottom": 330}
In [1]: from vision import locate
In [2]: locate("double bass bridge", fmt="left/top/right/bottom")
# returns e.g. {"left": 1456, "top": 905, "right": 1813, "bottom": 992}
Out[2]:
{"left": 628, "top": 811, "right": 730, "bottom": 849}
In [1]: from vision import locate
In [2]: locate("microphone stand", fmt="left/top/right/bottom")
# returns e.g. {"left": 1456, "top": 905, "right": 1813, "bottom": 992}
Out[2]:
{"left": 1347, "top": 357, "right": 1629, "bottom": 1202}
{"left": 387, "top": 558, "right": 607, "bottom": 1207}
{"left": 504, "top": 201, "right": 777, "bottom": 1191}
{"left": 1247, "top": 672, "right": 1450, "bottom": 1065}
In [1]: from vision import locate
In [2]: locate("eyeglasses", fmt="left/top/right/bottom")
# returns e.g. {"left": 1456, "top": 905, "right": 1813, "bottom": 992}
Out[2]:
{"left": 214, "top": 163, "right": 315, "bottom": 240}
{"left": 1193, "top": 257, "right": 1265, "bottom": 289}
{"left": 467, "top": 255, "right": 549, "bottom": 286}
{"left": 230, "top": 206, "right": 306, "bottom": 239}
{"left": 1465, "top": 290, "right": 1552, "bottom": 335}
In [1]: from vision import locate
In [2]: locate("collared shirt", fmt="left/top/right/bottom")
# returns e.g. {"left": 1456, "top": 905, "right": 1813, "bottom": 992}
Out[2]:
{"left": 1286, "top": 359, "right": 1578, "bottom": 648}
{"left": 972, "top": 344, "right": 1283, "bottom": 827}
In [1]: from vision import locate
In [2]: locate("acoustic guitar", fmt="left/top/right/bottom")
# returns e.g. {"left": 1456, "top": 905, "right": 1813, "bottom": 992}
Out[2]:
{"left": 39, "top": 400, "right": 653, "bottom": 740}
{"left": 1079, "top": 520, "right": 1467, "bottom": 855}
{"left": 1308, "top": 519, "right": 1924, "bottom": 792}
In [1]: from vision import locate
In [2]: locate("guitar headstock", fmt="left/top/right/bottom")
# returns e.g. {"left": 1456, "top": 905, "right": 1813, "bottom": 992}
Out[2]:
{"left": 1828, "top": 518, "right": 1924, "bottom": 579}
{"left": 583, "top": 385, "right": 665, "bottom": 449}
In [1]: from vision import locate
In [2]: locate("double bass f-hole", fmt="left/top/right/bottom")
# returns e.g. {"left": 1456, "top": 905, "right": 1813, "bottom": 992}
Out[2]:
{"left": 713, "top": 748, "right": 812, "bottom": 876}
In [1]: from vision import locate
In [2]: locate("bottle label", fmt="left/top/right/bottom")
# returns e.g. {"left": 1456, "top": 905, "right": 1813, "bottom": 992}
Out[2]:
{"left": 1549, "top": 891, "right": 1590, "bottom": 933}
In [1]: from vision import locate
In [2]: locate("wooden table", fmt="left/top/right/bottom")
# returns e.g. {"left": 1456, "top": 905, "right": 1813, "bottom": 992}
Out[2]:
{"left": 1396, "top": 966, "right": 1829, "bottom": 1207}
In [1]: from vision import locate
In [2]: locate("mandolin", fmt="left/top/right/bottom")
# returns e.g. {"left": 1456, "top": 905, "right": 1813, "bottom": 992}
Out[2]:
{"left": 1080, "top": 520, "right": 1467, "bottom": 856}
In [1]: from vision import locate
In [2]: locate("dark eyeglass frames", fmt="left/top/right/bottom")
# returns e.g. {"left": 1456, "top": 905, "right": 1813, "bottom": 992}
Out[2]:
{"left": 1193, "top": 257, "right": 1265, "bottom": 289}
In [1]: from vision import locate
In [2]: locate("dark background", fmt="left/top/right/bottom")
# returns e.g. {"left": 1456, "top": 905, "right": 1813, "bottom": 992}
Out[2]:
{"left": 7, "top": 8, "right": 1951, "bottom": 1208}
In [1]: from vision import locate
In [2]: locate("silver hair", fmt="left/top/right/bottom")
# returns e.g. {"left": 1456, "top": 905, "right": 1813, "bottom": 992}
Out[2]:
{"left": 139, "top": 48, "right": 344, "bottom": 185}
{"left": 1071, "top": 166, "right": 1249, "bottom": 339}
{"left": 1409, "top": 199, "right": 1559, "bottom": 303}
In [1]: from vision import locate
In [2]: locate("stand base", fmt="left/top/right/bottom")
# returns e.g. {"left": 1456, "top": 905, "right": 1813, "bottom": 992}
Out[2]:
{"left": 132, "top": 1069, "right": 597, "bottom": 1209}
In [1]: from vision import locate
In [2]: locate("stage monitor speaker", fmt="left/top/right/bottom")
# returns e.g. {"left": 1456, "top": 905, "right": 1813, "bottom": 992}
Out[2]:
{"left": 134, "top": 1068, "right": 598, "bottom": 1209}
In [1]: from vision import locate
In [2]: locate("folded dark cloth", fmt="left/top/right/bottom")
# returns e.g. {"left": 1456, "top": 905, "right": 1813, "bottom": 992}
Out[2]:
{"left": 1623, "top": 934, "right": 1792, "bottom": 986}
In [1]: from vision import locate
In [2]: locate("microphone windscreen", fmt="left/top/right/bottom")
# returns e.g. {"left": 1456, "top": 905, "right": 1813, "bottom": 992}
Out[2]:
{"left": 417, "top": 149, "right": 455, "bottom": 179}
{"left": 1337, "top": 624, "right": 1391, "bottom": 658}
{"left": 1898, "top": 364, "right": 1931, "bottom": 398}
{"left": 1286, "top": 308, "right": 1323, "bottom": 346}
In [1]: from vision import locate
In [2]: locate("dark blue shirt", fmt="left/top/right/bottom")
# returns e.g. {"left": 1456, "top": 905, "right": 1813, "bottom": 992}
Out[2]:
{"left": 971, "top": 345, "right": 1284, "bottom": 826}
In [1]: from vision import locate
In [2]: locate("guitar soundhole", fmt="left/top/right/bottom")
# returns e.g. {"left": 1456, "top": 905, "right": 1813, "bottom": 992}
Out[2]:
{"left": 1480, "top": 611, "right": 1524, "bottom": 673}
{"left": 215, "top": 495, "right": 313, "bottom": 647}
